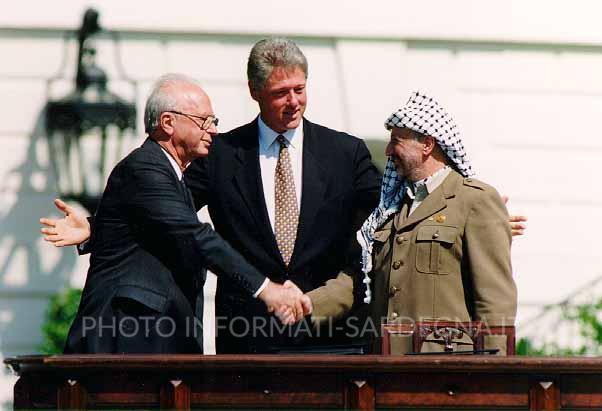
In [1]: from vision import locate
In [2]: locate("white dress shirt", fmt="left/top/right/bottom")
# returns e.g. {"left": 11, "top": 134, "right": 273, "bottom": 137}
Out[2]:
{"left": 257, "top": 116, "right": 304, "bottom": 232}
{"left": 160, "top": 146, "right": 184, "bottom": 180}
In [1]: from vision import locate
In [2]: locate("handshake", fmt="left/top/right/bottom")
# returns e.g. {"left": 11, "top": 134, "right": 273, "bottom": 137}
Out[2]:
{"left": 257, "top": 280, "right": 313, "bottom": 325}
{"left": 38, "top": 199, "right": 314, "bottom": 326}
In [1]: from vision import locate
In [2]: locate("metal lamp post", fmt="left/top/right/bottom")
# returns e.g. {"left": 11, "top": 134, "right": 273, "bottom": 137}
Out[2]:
{"left": 46, "top": 8, "right": 136, "bottom": 213}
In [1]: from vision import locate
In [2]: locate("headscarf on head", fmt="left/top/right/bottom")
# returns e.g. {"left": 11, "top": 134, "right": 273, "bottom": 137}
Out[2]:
{"left": 357, "top": 91, "right": 475, "bottom": 303}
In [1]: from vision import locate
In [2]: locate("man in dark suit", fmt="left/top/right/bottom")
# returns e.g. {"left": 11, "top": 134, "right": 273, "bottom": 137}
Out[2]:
{"left": 182, "top": 38, "right": 382, "bottom": 353}
{"left": 46, "top": 74, "right": 303, "bottom": 354}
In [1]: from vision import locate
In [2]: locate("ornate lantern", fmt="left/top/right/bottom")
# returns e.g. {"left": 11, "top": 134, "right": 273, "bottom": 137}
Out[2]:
{"left": 46, "top": 8, "right": 136, "bottom": 212}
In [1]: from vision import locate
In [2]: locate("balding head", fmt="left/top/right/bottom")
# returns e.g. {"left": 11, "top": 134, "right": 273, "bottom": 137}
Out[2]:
{"left": 144, "top": 74, "right": 217, "bottom": 169}
{"left": 144, "top": 73, "right": 209, "bottom": 135}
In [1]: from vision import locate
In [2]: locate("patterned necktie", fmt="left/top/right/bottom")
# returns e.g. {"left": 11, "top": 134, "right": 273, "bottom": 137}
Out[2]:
{"left": 274, "top": 135, "right": 299, "bottom": 266}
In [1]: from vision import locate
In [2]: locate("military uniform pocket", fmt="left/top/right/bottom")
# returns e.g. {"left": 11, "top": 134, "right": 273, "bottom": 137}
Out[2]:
{"left": 415, "top": 225, "right": 457, "bottom": 274}
{"left": 372, "top": 228, "right": 392, "bottom": 265}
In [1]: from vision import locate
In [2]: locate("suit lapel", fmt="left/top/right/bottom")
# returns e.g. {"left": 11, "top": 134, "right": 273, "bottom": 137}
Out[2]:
{"left": 149, "top": 137, "right": 194, "bottom": 209}
{"left": 144, "top": 138, "right": 189, "bottom": 201}
{"left": 144, "top": 138, "right": 177, "bottom": 177}
{"left": 288, "top": 120, "right": 327, "bottom": 270}
{"left": 395, "top": 171, "right": 461, "bottom": 232}
{"left": 231, "top": 120, "right": 283, "bottom": 263}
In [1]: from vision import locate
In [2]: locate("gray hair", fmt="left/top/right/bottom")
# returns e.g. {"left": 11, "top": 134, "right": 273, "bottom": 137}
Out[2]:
{"left": 144, "top": 73, "right": 200, "bottom": 134}
{"left": 247, "top": 37, "right": 308, "bottom": 92}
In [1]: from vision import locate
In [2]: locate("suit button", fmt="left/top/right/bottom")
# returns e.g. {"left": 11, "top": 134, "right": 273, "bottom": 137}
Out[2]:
{"left": 391, "top": 312, "right": 398, "bottom": 320}
{"left": 392, "top": 260, "right": 403, "bottom": 270}
{"left": 389, "top": 286, "right": 399, "bottom": 297}
{"left": 395, "top": 235, "right": 405, "bottom": 244}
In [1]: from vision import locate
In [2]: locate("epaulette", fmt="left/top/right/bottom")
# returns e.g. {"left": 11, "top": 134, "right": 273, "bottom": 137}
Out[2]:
{"left": 463, "top": 177, "right": 485, "bottom": 190}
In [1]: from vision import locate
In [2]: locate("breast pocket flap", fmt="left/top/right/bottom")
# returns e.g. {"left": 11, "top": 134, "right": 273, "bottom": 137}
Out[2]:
{"left": 416, "top": 225, "right": 457, "bottom": 244}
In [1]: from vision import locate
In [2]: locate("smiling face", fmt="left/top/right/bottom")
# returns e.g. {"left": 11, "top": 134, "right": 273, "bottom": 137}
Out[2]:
{"left": 385, "top": 127, "right": 426, "bottom": 180}
{"left": 250, "top": 65, "right": 307, "bottom": 133}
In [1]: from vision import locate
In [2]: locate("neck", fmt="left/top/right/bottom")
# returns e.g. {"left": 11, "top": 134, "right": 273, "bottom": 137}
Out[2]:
{"left": 156, "top": 140, "right": 188, "bottom": 171}
{"left": 407, "top": 160, "right": 446, "bottom": 182}
{"left": 259, "top": 114, "right": 291, "bottom": 134}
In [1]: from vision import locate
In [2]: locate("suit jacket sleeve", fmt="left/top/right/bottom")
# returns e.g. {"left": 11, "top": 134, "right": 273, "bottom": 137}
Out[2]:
{"left": 76, "top": 216, "right": 95, "bottom": 255}
{"left": 122, "top": 158, "right": 266, "bottom": 296}
{"left": 351, "top": 139, "right": 382, "bottom": 215}
{"left": 309, "top": 139, "right": 381, "bottom": 325}
{"left": 78, "top": 155, "right": 209, "bottom": 255}
{"left": 464, "top": 184, "right": 517, "bottom": 326}
{"left": 307, "top": 272, "right": 354, "bottom": 327}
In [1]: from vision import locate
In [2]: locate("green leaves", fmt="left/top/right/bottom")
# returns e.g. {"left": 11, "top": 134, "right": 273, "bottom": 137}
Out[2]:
{"left": 39, "top": 288, "right": 82, "bottom": 354}
{"left": 518, "top": 299, "right": 602, "bottom": 356}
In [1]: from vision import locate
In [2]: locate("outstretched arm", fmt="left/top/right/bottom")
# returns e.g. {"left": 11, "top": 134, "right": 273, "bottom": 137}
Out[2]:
{"left": 40, "top": 199, "right": 91, "bottom": 247}
{"left": 466, "top": 187, "right": 517, "bottom": 355}
{"left": 502, "top": 195, "right": 528, "bottom": 236}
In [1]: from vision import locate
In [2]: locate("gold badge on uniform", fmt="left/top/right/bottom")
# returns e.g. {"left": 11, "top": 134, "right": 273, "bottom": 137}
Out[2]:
{"left": 435, "top": 215, "right": 446, "bottom": 223}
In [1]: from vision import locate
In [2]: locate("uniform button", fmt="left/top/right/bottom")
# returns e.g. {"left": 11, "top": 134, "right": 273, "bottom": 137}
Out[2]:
{"left": 391, "top": 312, "right": 398, "bottom": 320}
{"left": 432, "top": 232, "right": 440, "bottom": 239}
{"left": 392, "top": 260, "right": 403, "bottom": 270}
{"left": 395, "top": 235, "right": 405, "bottom": 244}
{"left": 389, "top": 286, "right": 399, "bottom": 297}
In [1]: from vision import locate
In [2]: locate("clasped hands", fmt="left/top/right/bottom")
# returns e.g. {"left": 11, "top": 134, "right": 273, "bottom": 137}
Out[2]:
{"left": 257, "top": 280, "right": 313, "bottom": 325}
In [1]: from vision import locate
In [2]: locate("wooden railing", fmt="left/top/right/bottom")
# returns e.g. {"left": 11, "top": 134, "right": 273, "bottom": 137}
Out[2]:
{"left": 5, "top": 354, "right": 602, "bottom": 410}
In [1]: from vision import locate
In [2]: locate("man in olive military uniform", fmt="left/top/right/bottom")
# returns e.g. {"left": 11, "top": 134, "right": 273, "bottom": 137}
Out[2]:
{"left": 304, "top": 91, "right": 517, "bottom": 355}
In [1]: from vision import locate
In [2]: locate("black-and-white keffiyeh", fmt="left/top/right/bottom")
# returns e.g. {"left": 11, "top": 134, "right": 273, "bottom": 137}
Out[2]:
{"left": 357, "top": 91, "right": 476, "bottom": 303}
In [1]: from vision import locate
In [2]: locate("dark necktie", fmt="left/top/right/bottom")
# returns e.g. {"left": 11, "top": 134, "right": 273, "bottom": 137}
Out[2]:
{"left": 274, "top": 135, "right": 299, "bottom": 266}
{"left": 181, "top": 178, "right": 195, "bottom": 210}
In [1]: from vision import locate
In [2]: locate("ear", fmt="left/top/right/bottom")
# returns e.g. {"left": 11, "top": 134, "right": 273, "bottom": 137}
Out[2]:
{"left": 423, "top": 136, "right": 437, "bottom": 155}
{"left": 159, "top": 112, "right": 176, "bottom": 136}
{"left": 248, "top": 81, "right": 259, "bottom": 102}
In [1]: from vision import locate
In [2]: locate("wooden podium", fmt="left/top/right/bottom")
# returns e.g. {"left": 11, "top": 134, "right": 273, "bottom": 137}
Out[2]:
{"left": 6, "top": 354, "right": 602, "bottom": 410}
{"left": 381, "top": 321, "right": 516, "bottom": 354}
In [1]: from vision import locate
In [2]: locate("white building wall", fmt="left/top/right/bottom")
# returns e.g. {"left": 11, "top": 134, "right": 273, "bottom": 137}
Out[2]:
{"left": 2, "top": 0, "right": 602, "bottom": 406}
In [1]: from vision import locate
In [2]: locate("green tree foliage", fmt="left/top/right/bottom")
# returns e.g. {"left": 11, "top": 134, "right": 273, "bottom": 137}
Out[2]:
{"left": 517, "top": 299, "right": 602, "bottom": 356}
{"left": 39, "top": 288, "right": 82, "bottom": 354}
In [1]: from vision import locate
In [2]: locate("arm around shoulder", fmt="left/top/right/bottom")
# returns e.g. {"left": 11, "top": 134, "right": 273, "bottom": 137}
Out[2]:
{"left": 464, "top": 182, "right": 517, "bottom": 327}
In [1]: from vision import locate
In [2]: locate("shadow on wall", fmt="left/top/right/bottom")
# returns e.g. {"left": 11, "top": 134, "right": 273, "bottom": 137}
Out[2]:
{"left": 0, "top": 106, "right": 80, "bottom": 357}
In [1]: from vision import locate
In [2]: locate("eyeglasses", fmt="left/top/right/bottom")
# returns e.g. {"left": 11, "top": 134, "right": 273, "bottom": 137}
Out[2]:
{"left": 166, "top": 110, "right": 219, "bottom": 130}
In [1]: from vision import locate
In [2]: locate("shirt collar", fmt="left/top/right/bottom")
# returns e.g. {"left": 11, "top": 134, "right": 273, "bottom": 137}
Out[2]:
{"left": 159, "top": 146, "right": 184, "bottom": 181}
{"left": 406, "top": 166, "right": 451, "bottom": 200}
{"left": 257, "top": 115, "right": 302, "bottom": 150}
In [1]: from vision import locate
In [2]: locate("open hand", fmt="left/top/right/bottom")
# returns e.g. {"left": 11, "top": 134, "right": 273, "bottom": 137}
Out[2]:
{"left": 502, "top": 195, "right": 527, "bottom": 237}
{"left": 40, "top": 199, "right": 91, "bottom": 247}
